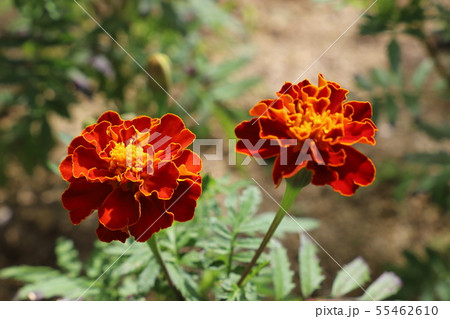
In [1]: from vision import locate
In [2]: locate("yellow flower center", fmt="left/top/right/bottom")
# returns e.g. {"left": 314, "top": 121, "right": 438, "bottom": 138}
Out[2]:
{"left": 109, "top": 142, "right": 147, "bottom": 174}
{"left": 290, "top": 103, "right": 343, "bottom": 143}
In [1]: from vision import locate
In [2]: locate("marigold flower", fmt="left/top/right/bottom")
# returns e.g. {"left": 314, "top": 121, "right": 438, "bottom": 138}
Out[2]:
{"left": 235, "top": 74, "right": 377, "bottom": 196}
{"left": 59, "top": 111, "right": 202, "bottom": 242}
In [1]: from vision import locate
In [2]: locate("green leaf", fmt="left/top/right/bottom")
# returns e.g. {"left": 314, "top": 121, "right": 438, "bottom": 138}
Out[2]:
{"left": 215, "top": 273, "right": 257, "bottom": 301}
{"left": 210, "top": 77, "right": 260, "bottom": 101}
{"left": 240, "top": 212, "right": 319, "bottom": 236}
{"left": 358, "top": 272, "right": 402, "bottom": 301}
{"left": 16, "top": 276, "right": 97, "bottom": 300}
{"left": 371, "top": 68, "right": 390, "bottom": 87}
{"left": 331, "top": 257, "right": 370, "bottom": 298}
{"left": 212, "top": 220, "right": 232, "bottom": 239}
{"left": 415, "top": 119, "right": 450, "bottom": 140}
{"left": 0, "top": 266, "right": 61, "bottom": 283}
{"left": 237, "top": 186, "right": 261, "bottom": 218}
{"left": 207, "top": 57, "right": 250, "bottom": 81}
{"left": 385, "top": 93, "right": 398, "bottom": 125}
{"left": 55, "top": 237, "right": 82, "bottom": 276}
{"left": 233, "top": 250, "right": 256, "bottom": 263}
{"left": 270, "top": 241, "right": 294, "bottom": 300}
{"left": 299, "top": 233, "right": 324, "bottom": 298}
{"left": 137, "top": 258, "right": 160, "bottom": 294}
{"left": 354, "top": 75, "right": 373, "bottom": 91}
{"left": 387, "top": 38, "right": 401, "bottom": 72}
{"left": 235, "top": 237, "right": 262, "bottom": 250}
{"left": 402, "top": 92, "right": 420, "bottom": 116}
{"left": 212, "top": 105, "right": 239, "bottom": 140}
{"left": 111, "top": 249, "right": 150, "bottom": 277}
{"left": 180, "top": 249, "right": 204, "bottom": 268}
{"left": 411, "top": 58, "right": 433, "bottom": 90}
{"left": 117, "top": 275, "right": 140, "bottom": 299}
{"left": 405, "top": 151, "right": 450, "bottom": 165}
{"left": 166, "top": 262, "right": 199, "bottom": 300}
{"left": 228, "top": 186, "right": 262, "bottom": 228}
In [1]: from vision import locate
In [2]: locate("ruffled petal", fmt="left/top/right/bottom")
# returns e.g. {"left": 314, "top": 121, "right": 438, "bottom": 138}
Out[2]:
{"left": 82, "top": 121, "right": 112, "bottom": 152}
{"left": 259, "top": 115, "right": 294, "bottom": 141}
{"left": 327, "top": 82, "right": 348, "bottom": 114}
{"left": 139, "top": 161, "right": 179, "bottom": 199}
{"left": 68, "top": 135, "right": 93, "bottom": 155}
{"left": 329, "top": 146, "right": 376, "bottom": 196}
{"left": 152, "top": 114, "right": 195, "bottom": 151}
{"left": 166, "top": 179, "right": 202, "bottom": 222}
{"left": 97, "top": 111, "right": 123, "bottom": 126}
{"left": 123, "top": 116, "right": 153, "bottom": 132}
{"left": 173, "top": 149, "right": 202, "bottom": 181}
{"left": 59, "top": 155, "right": 74, "bottom": 182}
{"left": 235, "top": 119, "right": 279, "bottom": 158}
{"left": 61, "top": 180, "right": 113, "bottom": 225}
{"left": 308, "top": 163, "right": 339, "bottom": 186}
{"left": 129, "top": 194, "right": 174, "bottom": 242}
{"left": 272, "top": 148, "right": 307, "bottom": 186}
{"left": 72, "top": 146, "right": 109, "bottom": 179}
{"left": 339, "top": 121, "right": 376, "bottom": 145}
{"left": 98, "top": 188, "right": 140, "bottom": 230}
{"left": 344, "top": 101, "right": 372, "bottom": 122}
{"left": 96, "top": 223, "right": 128, "bottom": 243}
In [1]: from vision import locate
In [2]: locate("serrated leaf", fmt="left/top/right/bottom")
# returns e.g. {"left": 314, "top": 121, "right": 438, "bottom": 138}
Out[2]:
{"left": 299, "top": 233, "right": 324, "bottom": 298}
{"left": 402, "top": 92, "right": 420, "bottom": 116}
{"left": 210, "top": 77, "right": 260, "bottom": 101}
{"left": 117, "top": 275, "right": 140, "bottom": 299}
{"left": 180, "top": 250, "right": 204, "bottom": 267}
{"left": 354, "top": 75, "right": 373, "bottom": 91}
{"left": 0, "top": 266, "right": 61, "bottom": 283}
{"left": 271, "top": 241, "right": 294, "bottom": 300}
{"left": 411, "top": 58, "right": 433, "bottom": 90}
{"left": 16, "top": 276, "right": 97, "bottom": 300}
{"left": 371, "top": 68, "right": 390, "bottom": 87}
{"left": 215, "top": 273, "right": 257, "bottom": 301}
{"left": 405, "top": 151, "right": 450, "bottom": 165}
{"left": 358, "top": 272, "right": 402, "bottom": 301}
{"left": 230, "top": 186, "right": 262, "bottom": 228}
{"left": 212, "top": 221, "right": 232, "bottom": 239}
{"left": 235, "top": 237, "right": 262, "bottom": 250}
{"left": 55, "top": 237, "right": 82, "bottom": 276}
{"left": 237, "top": 186, "right": 261, "bottom": 218}
{"left": 331, "top": 257, "right": 370, "bottom": 298}
{"left": 111, "top": 251, "right": 150, "bottom": 278}
{"left": 233, "top": 250, "right": 256, "bottom": 263}
{"left": 240, "top": 212, "right": 319, "bottom": 236}
{"left": 385, "top": 93, "right": 398, "bottom": 125}
{"left": 387, "top": 38, "right": 401, "bottom": 71}
{"left": 207, "top": 57, "right": 250, "bottom": 81}
{"left": 137, "top": 258, "right": 160, "bottom": 294}
{"left": 415, "top": 119, "right": 450, "bottom": 140}
{"left": 166, "top": 263, "right": 199, "bottom": 300}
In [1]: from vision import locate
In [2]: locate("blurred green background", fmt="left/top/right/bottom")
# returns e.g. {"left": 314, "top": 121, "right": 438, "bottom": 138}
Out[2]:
{"left": 0, "top": 0, "right": 449, "bottom": 300}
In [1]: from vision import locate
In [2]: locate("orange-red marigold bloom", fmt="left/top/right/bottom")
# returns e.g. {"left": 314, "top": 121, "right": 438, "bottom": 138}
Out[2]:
{"left": 235, "top": 74, "right": 377, "bottom": 196}
{"left": 59, "top": 111, "right": 202, "bottom": 242}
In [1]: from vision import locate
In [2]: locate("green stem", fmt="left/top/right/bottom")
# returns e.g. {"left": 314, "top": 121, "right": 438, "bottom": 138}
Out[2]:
{"left": 147, "top": 235, "right": 185, "bottom": 301}
{"left": 237, "top": 169, "right": 312, "bottom": 287}
{"left": 226, "top": 234, "right": 236, "bottom": 277}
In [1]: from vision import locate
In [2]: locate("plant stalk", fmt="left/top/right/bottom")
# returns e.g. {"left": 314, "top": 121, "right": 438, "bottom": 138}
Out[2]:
{"left": 147, "top": 235, "right": 185, "bottom": 301}
{"left": 237, "top": 169, "right": 312, "bottom": 287}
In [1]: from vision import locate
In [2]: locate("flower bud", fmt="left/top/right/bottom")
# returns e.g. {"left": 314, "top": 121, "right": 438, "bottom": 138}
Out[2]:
{"left": 146, "top": 53, "right": 172, "bottom": 94}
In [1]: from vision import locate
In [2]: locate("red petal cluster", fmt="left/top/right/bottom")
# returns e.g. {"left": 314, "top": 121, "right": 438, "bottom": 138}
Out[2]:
{"left": 235, "top": 74, "right": 377, "bottom": 196}
{"left": 59, "top": 111, "right": 202, "bottom": 242}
